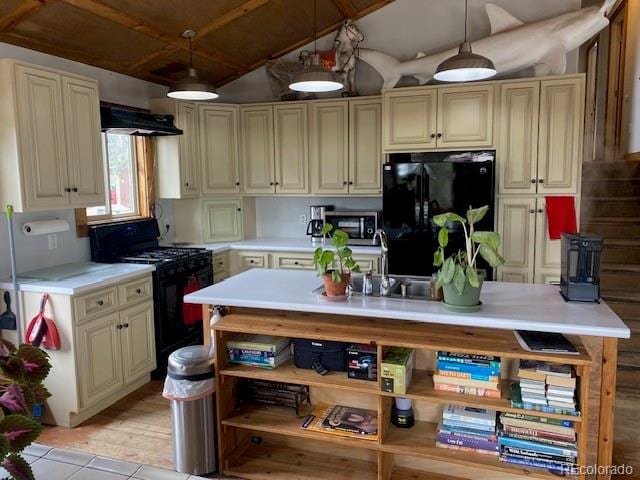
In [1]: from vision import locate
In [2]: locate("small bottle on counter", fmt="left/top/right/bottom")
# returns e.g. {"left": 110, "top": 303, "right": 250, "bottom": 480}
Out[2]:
{"left": 430, "top": 273, "right": 443, "bottom": 301}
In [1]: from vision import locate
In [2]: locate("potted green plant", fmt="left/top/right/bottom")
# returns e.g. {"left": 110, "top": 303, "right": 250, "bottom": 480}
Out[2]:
{"left": 0, "top": 339, "right": 51, "bottom": 480}
{"left": 433, "top": 205, "right": 504, "bottom": 311}
{"left": 313, "top": 224, "right": 360, "bottom": 297}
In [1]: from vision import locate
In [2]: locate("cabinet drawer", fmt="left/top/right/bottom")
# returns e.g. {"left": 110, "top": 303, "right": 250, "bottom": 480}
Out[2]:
{"left": 118, "top": 276, "right": 152, "bottom": 306}
{"left": 213, "top": 252, "right": 229, "bottom": 274}
{"left": 353, "top": 255, "right": 380, "bottom": 274}
{"left": 74, "top": 287, "right": 118, "bottom": 323}
{"left": 241, "top": 255, "right": 266, "bottom": 269}
{"left": 274, "top": 254, "right": 315, "bottom": 270}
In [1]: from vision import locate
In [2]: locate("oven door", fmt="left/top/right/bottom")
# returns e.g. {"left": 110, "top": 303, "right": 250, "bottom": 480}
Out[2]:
{"left": 325, "top": 215, "right": 365, "bottom": 239}
{"left": 155, "top": 261, "right": 212, "bottom": 356}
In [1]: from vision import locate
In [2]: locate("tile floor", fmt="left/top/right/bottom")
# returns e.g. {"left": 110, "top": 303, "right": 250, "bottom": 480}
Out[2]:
{"left": 7, "top": 444, "right": 214, "bottom": 480}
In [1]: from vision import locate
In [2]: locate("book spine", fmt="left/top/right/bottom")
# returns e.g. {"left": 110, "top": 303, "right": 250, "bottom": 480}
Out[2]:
{"left": 434, "top": 383, "right": 501, "bottom": 398}
{"left": 437, "top": 370, "right": 499, "bottom": 382}
{"left": 501, "top": 446, "right": 576, "bottom": 464}
{"left": 500, "top": 453, "right": 576, "bottom": 473}
{"left": 501, "top": 412, "right": 573, "bottom": 428}
{"left": 436, "top": 443, "right": 498, "bottom": 456}
{"left": 438, "top": 432, "right": 498, "bottom": 452}
{"left": 442, "top": 418, "right": 496, "bottom": 433}
{"left": 442, "top": 412, "right": 496, "bottom": 427}
{"left": 520, "top": 402, "right": 579, "bottom": 416}
{"left": 438, "top": 426, "right": 498, "bottom": 442}
{"left": 433, "top": 375, "right": 499, "bottom": 389}
{"left": 437, "top": 355, "right": 501, "bottom": 368}
{"left": 502, "top": 425, "right": 575, "bottom": 442}
{"left": 227, "top": 341, "right": 286, "bottom": 353}
{"left": 499, "top": 432, "right": 575, "bottom": 449}
{"left": 499, "top": 420, "right": 574, "bottom": 437}
{"left": 437, "top": 361, "right": 500, "bottom": 377}
{"left": 498, "top": 435, "right": 577, "bottom": 457}
{"left": 228, "top": 349, "right": 276, "bottom": 359}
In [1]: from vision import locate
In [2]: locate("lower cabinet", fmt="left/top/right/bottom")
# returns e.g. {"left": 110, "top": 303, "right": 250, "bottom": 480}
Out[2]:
{"left": 213, "top": 251, "right": 231, "bottom": 283}
{"left": 120, "top": 302, "right": 156, "bottom": 384}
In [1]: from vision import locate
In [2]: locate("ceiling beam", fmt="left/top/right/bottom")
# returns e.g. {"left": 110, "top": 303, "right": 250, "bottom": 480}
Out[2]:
{"left": 0, "top": 0, "right": 49, "bottom": 32}
{"left": 194, "top": 0, "right": 270, "bottom": 39}
{"left": 60, "top": 0, "right": 244, "bottom": 71}
{"left": 330, "top": 0, "right": 358, "bottom": 19}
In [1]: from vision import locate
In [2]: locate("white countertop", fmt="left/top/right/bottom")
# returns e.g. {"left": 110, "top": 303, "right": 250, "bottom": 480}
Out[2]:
{"left": 186, "top": 237, "right": 383, "bottom": 255}
{"left": 185, "top": 269, "right": 630, "bottom": 339}
{"left": 0, "top": 263, "right": 155, "bottom": 295}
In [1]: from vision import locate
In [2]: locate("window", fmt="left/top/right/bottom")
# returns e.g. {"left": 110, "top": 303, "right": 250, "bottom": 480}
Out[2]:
{"left": 87, "top": 133, "right": 139, "bottom": 219}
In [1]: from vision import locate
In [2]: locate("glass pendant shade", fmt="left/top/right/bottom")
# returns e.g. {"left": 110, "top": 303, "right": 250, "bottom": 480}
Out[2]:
{"left": 434, "top": 42, "right": 496, "bottom": 82}
{"left": 289, "top": 53, "right": 343, "bottom": 92}
{"left": 167, "top": 67, "right": 219, "bottom": 100}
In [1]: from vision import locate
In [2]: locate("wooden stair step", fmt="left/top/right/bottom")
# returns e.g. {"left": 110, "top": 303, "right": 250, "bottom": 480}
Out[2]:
{"left": 601, "top": 264, "right": 640, "bottom": 274}
{"left": 581, "top": 218, "right": 640, "bottom": 237}
{"left": 582, "top": 178, "right": 640, "bottom": 197}
{"left": 600, "top": 239, "right": 640, "bottom": 263}
{"left": 581, "top": 196, "right": 640, "bottom": 218}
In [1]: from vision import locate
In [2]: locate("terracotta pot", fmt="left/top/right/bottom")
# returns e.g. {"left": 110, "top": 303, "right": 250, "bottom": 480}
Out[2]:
{"left": 323, "top": 271, "right": 351, "bottom": 297}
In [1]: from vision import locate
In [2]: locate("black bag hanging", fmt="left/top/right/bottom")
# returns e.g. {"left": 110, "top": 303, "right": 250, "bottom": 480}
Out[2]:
{"left": 292, "top": 338, "right": 348, "bottom": 375}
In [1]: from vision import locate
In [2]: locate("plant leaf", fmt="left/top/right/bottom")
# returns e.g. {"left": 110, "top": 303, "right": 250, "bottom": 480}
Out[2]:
{"left": 2, "top": 453, "right": 33, "bottom": 480}
{"left": 478, "top": 244, "right": 506, "bottom": 268}
{"left": 0, "top": 385, "right": 28, "bottom": 414}
{"left": 320, "top": 223, "right": 333, "bottom": 235}
{"left": 433, "top": 247, "right": 444, "bottom": 267}
{"left": 466, "top": 205, "right": 489, "bottom": 225}
{"left": 440, "top": 257, "right": 456, "bottom": 284}
{"left": 437, "top": 227, "right": 448, "bottom": 248}
{"left": 0, "top": 415, "right": 42, "bottom": 453}
{"left": 433, "top": 212, "right": 466, "bottom": 228}
{"left": 471, "top": 231, "right": 501, "bottom": 250}
{"left": 16, "top": 346, "right": 51, "bottom": 383}
{"left": 453, "top": 264, "right": 466, "bottom": 294}
{"left": 331, "top": 229, "right": 349, "bottom": 248}
{"left": 331, "top": 270, "right": 341, "bottom": 283}
{"left": 466, "top": 266, "right": 480, "bottom": 288}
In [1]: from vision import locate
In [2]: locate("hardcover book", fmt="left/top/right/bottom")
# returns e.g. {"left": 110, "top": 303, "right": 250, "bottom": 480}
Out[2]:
{"left": 437, "top": 369, "right": 499, "bottom": 382}
{"left": 437, "top": 432, "right": 499, "bottom": 452}
{"left": 436, "top": 442, "right": 499, "bottom": 456}
{"left": 442, "top": 418, "right": 496, "bottom": 433}
{"left": 302, "top": 403, "right": 378, "bottom": 441}
{"left": 434, "top": 382, "right": 501, "bottom": 398}
{"left": 437, "top": 352, "right": 501, "bottom": 368}
{"left": 501, "top": 446, "right": 576, "bottom": 465}
{"left": 227, "top": 334, "right": 291, "bottom": 354}
{"left": 432, "top": 375, "right": 499, "bottom": 390}
{"left": 498, "top": 435, "right": 577, "bottom": 457}
{"left": 500, "top": 453, "right": 576, "bottom": 474}
{"left": 502, "top": 425, "right": 576, "bottom": 443}
{"left": 499, "top": 432, "right": 576, "bottom": 449}
{"left": 499, "top": 416, "right": 575, "bottom": 436}
{"left": 442, "top": 405, "right": 497, "bottom": 427}
{"left": 500, "top": 412, "right": 573, "bottom": 428}
{"left": 437, "top": 423, "right": 498, "bottom": 441}
{"left": 437, "top": 360, "right": 500, "bottom": 377}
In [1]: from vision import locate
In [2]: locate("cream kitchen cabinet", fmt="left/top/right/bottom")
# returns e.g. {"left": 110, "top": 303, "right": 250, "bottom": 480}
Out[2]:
{"left": 202, "top": 198, "right": 243, "bottom": 243}
{"left": 240, "top": 105, "right": 275, "bottom": 194}
{"left": 274, "top": 103, "right": 309, "bottom": 194}
{"left": 311, "top": 97, "right": 383, "bottom": 196}
{"left": 231, "top": 250, "right": 270, "bottom": 274}
{"left": 383, "top": 84, "right": 494, "bottom": 151}
{"left": 497, "top": 76, "right": 584, "bottom": 195}
{"left": 199, "top": 104, "right": 241, "bottom": 195}
{"left": 213, "top": 251, "right": 231, "bottom": 283}
{"left": 0, "top": 60, "right": 105, "bottom": 212}
{"left": 11, "top": 273, "right": 155, "bottom": 427}
{"left": 151, "top": 99, "right": 201, "bottom": 198}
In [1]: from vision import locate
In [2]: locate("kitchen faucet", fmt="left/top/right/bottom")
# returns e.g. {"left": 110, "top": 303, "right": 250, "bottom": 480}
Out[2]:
{"left": 373, "top": 229, "right": 391, "bottom": 296}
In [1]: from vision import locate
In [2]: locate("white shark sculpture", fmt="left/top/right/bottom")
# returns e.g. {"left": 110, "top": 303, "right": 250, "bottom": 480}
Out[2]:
{"left": 358, "top": 0, "right": 616, "bottom": 88}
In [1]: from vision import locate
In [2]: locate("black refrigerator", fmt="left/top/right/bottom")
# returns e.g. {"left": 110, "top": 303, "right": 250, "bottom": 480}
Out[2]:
{"left": 382, "top": 151, "right": 495, "bottom": 279}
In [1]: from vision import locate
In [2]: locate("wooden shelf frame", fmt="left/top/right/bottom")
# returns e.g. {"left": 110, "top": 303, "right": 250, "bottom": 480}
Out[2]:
{"left": 213, "top": 309, "right": 591, "bottom": 480}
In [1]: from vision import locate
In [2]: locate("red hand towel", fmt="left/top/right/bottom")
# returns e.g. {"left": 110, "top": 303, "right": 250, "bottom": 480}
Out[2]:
{"left": 545, "top": 196, "right": 577, "bottom": 240}
{"left": 182, "top": 279, "right": 201, "bottom": 326}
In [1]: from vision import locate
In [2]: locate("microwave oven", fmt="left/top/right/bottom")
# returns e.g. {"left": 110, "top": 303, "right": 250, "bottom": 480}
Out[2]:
{"left": 323, "top": 211, "right": 379, "bottom": 245}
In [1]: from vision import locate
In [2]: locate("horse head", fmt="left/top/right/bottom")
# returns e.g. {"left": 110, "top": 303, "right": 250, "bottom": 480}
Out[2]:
{"left": 335, "top": 19, "right": 364, "bottom": 48}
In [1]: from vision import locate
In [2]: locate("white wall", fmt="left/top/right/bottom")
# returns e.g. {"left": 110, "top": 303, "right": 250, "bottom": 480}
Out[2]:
{"left": 255, "top": 197, "right": 382, "bottom": 238}
{"left": 0, "top": 42, "right": 166, "bottom": 280}
{"left": 218, "top": 0, "right": 582, "bottom": 103}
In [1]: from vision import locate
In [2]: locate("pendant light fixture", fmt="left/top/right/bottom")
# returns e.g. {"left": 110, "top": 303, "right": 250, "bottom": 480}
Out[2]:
{"left": 167, "top": 30, "right": 219, "bottom": 101}
{"left": 434, "top": 0, "right": 496, "bottom": 82}
{"left": 289, "top": 0, "right": 343, "bottom": 92}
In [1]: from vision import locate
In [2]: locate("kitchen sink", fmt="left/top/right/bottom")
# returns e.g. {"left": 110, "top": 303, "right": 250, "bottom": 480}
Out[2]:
{"left": 314, "top": 274, "right": 437, "bottom": 302}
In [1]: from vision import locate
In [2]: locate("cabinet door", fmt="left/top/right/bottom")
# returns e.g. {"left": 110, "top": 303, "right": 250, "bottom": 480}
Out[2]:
{"left": 537, "top": 78, "right": 584, "bottom": 194}
{"left": 176, "top": 101, "right": 200, "bottom": 197}
{"left": 437, "top": 85, "right": 494, "bottom": 148}
{"left": 383, "top": 90, "right": 437, "bottom": 150}
{"left": 62, "top": 75, "right": 106, "bottom": 207}
{"left": 202, "top": 198, "right": 243, "bottom": 242}
{"left": 349, "top": 98, "right": 382, "bottom": 195}
{"left": 240, "top": 106, "right": 275, "bottom": 194}
{"left": 76, "top": 313, "right": 123, "bottom": 408}
{"left": 200, "top": 105, "right": 240, "bottom": 194}
{"left": 310, "top": 101, "right": 349, "bottom": 195}
{"left": 14, "top": 64, "right": 70, "bottom": 210}
{"left": 496, "top": 197, "right": 536, "bottom": 283}
{"left": 497, "top": 82, "right": 539, "bottom": 195}
{"left": 120, "top": 301, "right": 156, "bottom": 384}
{"left": 274, "top": 103, "right": 309, "bottom": 194}
{"left": 533, "top": 198, "right": 562, "bottom": 284}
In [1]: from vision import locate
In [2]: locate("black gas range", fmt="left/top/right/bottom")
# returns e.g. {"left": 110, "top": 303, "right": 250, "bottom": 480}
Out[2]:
{"left": 89, "top": 219, "right": 213, "bottom": 378}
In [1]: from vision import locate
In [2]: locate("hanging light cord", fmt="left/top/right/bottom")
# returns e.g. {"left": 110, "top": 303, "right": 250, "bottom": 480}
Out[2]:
{"left": 464, "top": 0, "right": 468, "bottom": 43}
{"left": 189, "top": 35, "right": 193, "bottom": 68}
{"left": 313, "top": 0, "right": 318, "bottom": 52}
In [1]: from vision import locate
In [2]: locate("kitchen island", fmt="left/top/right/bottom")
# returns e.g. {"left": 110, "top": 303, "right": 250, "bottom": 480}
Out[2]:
{"left": 185, "top": 269, "right": 630, "bottom": 480}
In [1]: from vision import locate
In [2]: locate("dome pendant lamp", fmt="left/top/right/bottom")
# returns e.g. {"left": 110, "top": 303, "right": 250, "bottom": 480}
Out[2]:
{"left": 434, "top": 0, "right": 496, "bottom": 82}
{"left": 289, "top": 0, "right": 343, "bottom": 92}
{"left": 167, "top": 30, "right": 219, "bottom": 101}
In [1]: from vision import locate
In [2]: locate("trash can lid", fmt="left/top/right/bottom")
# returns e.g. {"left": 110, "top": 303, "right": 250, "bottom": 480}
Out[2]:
{"left": 168, "top": 345, "right": 215, "bottom": 377}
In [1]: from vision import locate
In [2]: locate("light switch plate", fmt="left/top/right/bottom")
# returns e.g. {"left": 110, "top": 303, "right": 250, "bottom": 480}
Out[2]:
{"left": 48, "top": 234, "right": 57, "bottom": 250}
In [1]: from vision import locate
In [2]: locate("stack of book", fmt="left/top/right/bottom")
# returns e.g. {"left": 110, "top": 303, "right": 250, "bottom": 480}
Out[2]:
{"left": 511, "top": 360, "right": 579, "bottom": 416}
{"left": 498, "top": 412, "right": 577, "bottom": 473}
{"left": 433, "top": 351, "right": 502, "bottom": 398}
{"left": 436, "top": 405, "right": 499, "bottom": 455}
{"left": 227, "top": 334, "right": 291, "bottom": 369}
{"left": 302, "top": 403, "right": 378, "bottom": 441}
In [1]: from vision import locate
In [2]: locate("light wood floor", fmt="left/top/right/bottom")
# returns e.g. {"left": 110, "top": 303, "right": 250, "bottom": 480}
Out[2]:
{"left": 40, "top": 373, "right": 640, "bottom": 477}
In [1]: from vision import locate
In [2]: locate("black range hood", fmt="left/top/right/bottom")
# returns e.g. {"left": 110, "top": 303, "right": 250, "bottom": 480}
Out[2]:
{"left": 100, "top": 105, "right": 183, "bottom": 136}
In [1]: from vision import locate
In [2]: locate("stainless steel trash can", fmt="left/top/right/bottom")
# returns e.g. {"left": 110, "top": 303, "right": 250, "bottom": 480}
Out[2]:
{"left": 167, "top": 345, "right": 216, "bottom": 475}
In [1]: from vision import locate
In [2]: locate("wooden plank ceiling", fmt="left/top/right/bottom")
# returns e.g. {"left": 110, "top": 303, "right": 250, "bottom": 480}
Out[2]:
{"left": 0, "top": 0, "right": 394, "bottom": 87}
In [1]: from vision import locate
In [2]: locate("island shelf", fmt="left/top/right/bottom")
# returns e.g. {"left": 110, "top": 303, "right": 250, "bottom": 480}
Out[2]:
{"left": 211, "top": 308, "right": 608, "bottom": 480}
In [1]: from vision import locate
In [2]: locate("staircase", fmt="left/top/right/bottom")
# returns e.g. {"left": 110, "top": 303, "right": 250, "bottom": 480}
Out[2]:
{"left": 581, "top": 160, "right": 640, "bottom": 368}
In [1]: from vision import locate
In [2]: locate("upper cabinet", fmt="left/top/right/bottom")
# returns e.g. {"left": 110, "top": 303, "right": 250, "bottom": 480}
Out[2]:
{"left": 383, "top": 84, "right": 494, "bottom": 151}
{"left": 498, "top": 76, "right": 584, "bottom": 195}
{"left": 150, "top": 99, "right": 201, "bottom": 199}
{"left": 0, "top": 60, "right": 105, "bottom": 212}
{"left": 273, "top": 103, "right": 309, "bottom": 194}
{"left": 349, "top": 98, "right": 383, "bottom": 195}
{"left": 199, "top": 104, "right": 240, "bottom": 195}
{"left": 240, "top": 105, "right": 275, "bottom": 194}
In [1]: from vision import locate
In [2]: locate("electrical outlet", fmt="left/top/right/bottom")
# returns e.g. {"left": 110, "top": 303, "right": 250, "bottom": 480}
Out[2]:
{"left": 48, "top": 234, "right": 57, "bottom": 250}
{"left": 299, "top": 214, "right": 307, "bottom": 225}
